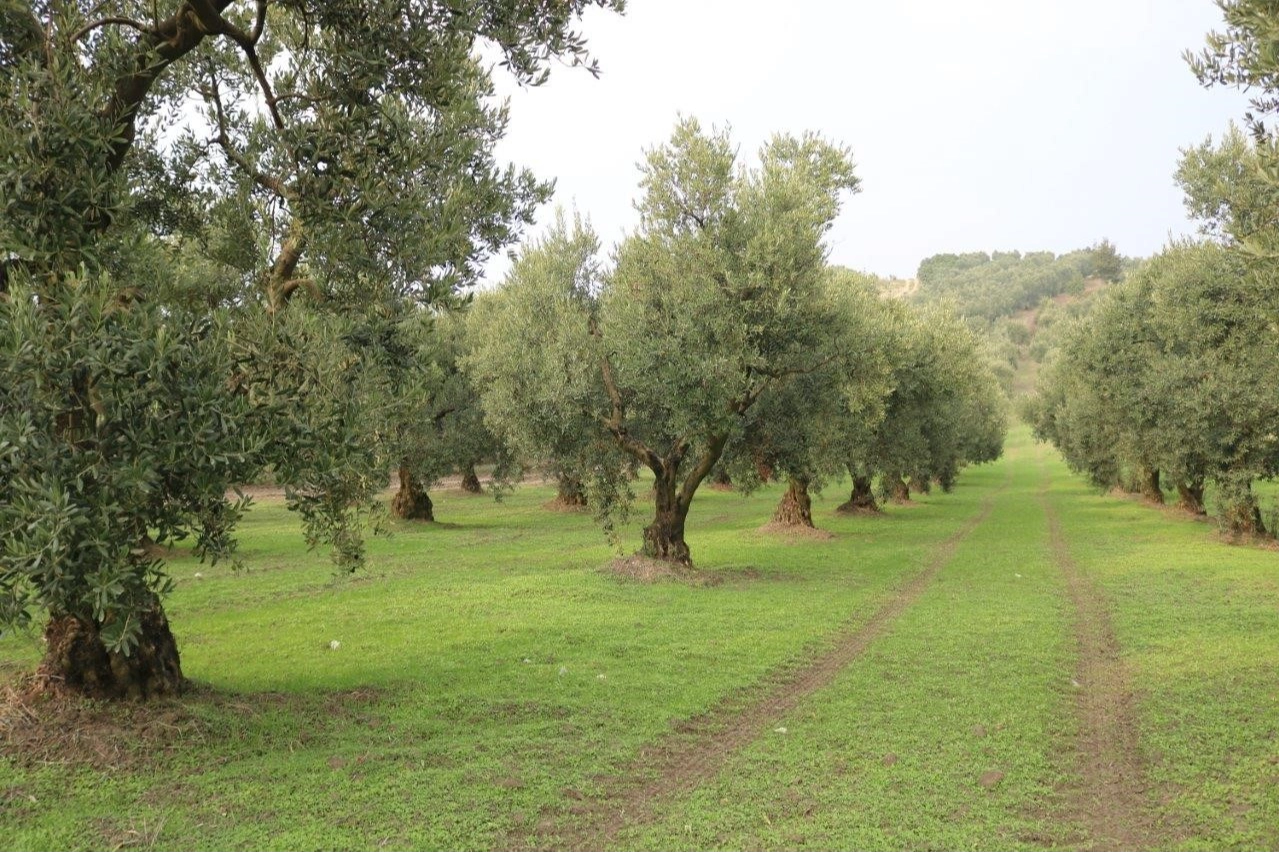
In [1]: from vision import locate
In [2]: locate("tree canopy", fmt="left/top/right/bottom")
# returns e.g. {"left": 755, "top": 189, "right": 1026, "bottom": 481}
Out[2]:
{"left": 0, "top": 0, "right": 622, "bottom": 697}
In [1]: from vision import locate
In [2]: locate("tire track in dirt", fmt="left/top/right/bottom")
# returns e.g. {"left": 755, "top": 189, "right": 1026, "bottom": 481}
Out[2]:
{"left": 526, "top": 477, "right": 1009, "bottom": 851}
{"left": 1038, "top": 473, "right": 1153, "bottom": 851}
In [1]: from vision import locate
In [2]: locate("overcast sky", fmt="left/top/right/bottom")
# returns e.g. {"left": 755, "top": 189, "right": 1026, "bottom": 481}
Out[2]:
{"left": 487, "top": 0, "right": 1251, "bottom": 280}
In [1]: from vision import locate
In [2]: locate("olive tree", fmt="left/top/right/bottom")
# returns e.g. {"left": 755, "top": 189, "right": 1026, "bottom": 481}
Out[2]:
{"left": 1028, "top": 241, "right": 1278, "bottom": 534}
{"left": 1142, "top": 242, "right": 1278, "bottom": 531}
{"left": 0, "top": 272, "right": 258, "bottom": 697}
{"left": 384, "top": 309, "right": 511, "bottom": 522}
{"left": 723, "top": 266, "right": 892, "bottom": 529}
{"left": 838, "top": 301, "right": 1007, "bottom": 510}
{"left": 0, "top": 0, "right": 620, "bottom": 697}
{"left": 464, "top": 212, "right": 616, "bottom": 513}
{"left": 469, "top": 120, "right": 861, "bottom": 564}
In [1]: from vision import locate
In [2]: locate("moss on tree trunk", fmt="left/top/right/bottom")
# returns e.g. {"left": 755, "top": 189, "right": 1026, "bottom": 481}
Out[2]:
{"left": 772, "top": 477, "right": 815, "bottom": 527}
{"left": 40, "top": 603, "right": 184, "bottom": 700}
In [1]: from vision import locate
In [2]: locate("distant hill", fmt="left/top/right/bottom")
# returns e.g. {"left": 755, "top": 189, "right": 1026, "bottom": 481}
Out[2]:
{"left": 895, "top": 244, "right": 1133, "bottom": 398}
{"left": 909, "top": 246, "right": 1128, "bottom": 323}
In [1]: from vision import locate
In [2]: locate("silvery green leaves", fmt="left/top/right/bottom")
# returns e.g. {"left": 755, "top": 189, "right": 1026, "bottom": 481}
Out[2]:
{"left": 0, "top": 272, "right": 259, "bottom": 654}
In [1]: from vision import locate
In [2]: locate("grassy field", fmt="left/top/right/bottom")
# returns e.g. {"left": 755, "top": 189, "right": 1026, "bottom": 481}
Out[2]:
{"left": 1, "top": 427, "right": 1277, "bottom": 850}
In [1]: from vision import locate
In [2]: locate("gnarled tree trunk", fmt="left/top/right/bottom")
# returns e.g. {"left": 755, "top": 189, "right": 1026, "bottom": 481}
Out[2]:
{"left": 642, "top": 472, "right": 692, "bottom": 566}
{"left": 1176, "top": 479, "right": 1206, "bottom": 515}
{"left": 555, "top": 473, "right": 588, "bottom": 508}
{"left": 1140, "top": 467, "right": 1164, "bottom": 504}
{"left": 837, "top": 474, "right": 879, "bottom": 513}
{"left": 885, "top": 471, "right": 910, "bottom": 504}
{"left": 909, "top": 474, "right": 932, "bottom": 495}
{"left": 772, "top": 477, "right": 815, "bottom": 527}
{"left": 460, "top": 464, "right": 482, "bottom": 494}
{"left": 392, "top": 464, "right": 434, "bottom": 521}
{"left": 40, "top": 602, "right": 184, "bottom": 700}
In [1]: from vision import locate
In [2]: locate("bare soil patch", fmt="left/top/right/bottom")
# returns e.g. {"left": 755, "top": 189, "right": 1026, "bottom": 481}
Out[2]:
{"left": 529, "top": 477, "right": 1007, "bottom": 850}
{"left": 834, "top": 503, "right": 881, "bottom": 516}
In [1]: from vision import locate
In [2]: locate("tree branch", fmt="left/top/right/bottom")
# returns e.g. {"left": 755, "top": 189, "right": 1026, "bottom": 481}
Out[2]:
{"left": 102, "top": 0, "right": 238, "bottom": 173}
{"left": 188, "top": 0, "right": 285, "bottom": 129}
{"left": 677, "top": 433, "right": 729, "bottom": 510}
{"left": 588, "top": 318, "right": 661, "bottom": 471}
{"left": 250, "top": 0, "right": 267, "bottom": 43}
{"left": 267, "top": 226, "right": 307, "bottom": 311}
{"left": 71, "top": 16, "right": 154, "bottom": 42}
{"left": 206, "top": 69, "right": 295, "bottom": 200}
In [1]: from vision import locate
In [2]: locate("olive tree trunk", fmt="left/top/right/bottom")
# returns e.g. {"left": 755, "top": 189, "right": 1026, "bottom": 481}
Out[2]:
{"left": 40, "top": 601, "right": 184, "bottom": 700}
{"left": 909, "top": 474, "right": 932, "bottom": 495}
{"left": 460, "top": 464, "right": 482, "bottom": 494}
{"left": 885, "top": 471, "right": 910, "bottom": 504}
{"left": 1176, "top": 479, "right": 1206, "bottom": 515}
{"left": 392, "top": 464, "right": 434, "bottom": 521}
{"left": 642, "top": 470, "right": 692, "bottom": 565}
{"left": 772, "top": 477, "right": 815, "bottom": 527}
{"left": 1140, "top": 467, "right": 1164, "bottom": 504}
{"left": 837, "top": 474, "right": 880, "bottom": 513}
{"left": 555, "top": 473, "right": 588, "bottom": 508}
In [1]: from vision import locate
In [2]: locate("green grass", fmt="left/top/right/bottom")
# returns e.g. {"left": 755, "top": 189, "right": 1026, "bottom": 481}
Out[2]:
{"left": 2, "top": 428, "right": 1277, "bottom": 850}
{"left": 1048, "top": 453, "right": 1279, "bottom": 850}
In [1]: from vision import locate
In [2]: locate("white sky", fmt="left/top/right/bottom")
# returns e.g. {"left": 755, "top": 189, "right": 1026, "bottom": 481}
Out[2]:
{"left": 487, "top": 0, "right": 1251, "bottom": 280}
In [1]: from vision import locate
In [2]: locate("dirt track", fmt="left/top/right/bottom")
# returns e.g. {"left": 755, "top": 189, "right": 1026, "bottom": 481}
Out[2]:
{"left": 1040, "top": 482, "right": 1153, "bottom": 850}
{"left": 528, "top": 479, "right": 1008, "bottom": 851}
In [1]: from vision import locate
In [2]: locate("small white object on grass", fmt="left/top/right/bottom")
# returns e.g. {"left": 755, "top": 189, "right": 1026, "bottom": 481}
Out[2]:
{"left": 193, "top": 572, "right": 204, "bottom": 580}
{"left": 596, "top": 673, "right": 606, "bottom": 680}
{"left": 329, "top": 640, "right": 341, "bottom": 651}
{"left": 774, "top": 726, "right": 788, "bottom": 734}
{"left": 1070, "top": 677, "right": 1081, "bottom": 688}
{"left": 522, "top": 657, "right": 532, "bottom": 664}
{"left": 558, "top": 666, "right": 568, "bottom": 676}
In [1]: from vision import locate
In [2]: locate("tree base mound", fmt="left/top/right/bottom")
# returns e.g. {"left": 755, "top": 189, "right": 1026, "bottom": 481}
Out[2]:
{"left": 0, "top": 675, "right": 208, "bottom": 770}
{"left": 605, "top": 556, "right": 721, "bottom": 586}
{"left": 757, "top": 521, "right": 834, "bottom": 541}
{"left": 835, "top": 501, "right": 881, "bottom": 515}
{"left": 542, "top": 497, "right": 589, "bottom": 513}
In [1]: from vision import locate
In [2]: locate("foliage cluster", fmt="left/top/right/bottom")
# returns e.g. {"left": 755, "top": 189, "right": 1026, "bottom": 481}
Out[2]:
{"left": 466, "top": 121, "right": 1008, "bottom": 564}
